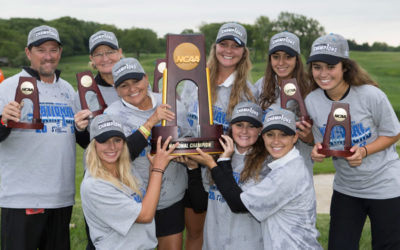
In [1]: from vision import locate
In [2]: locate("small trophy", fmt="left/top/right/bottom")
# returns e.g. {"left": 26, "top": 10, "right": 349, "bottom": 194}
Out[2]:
{"left": 8, "top": 77, "right": 44, "bottom": 129}
{"left": 152, "top": 59, "right": 166, "bottom": 93}
{"left": 150, "top": 34, "right": 223, "bottom": 155}
{"left": 318, "top": 102, "right": 354, "bottom": 157}
{"left": 280, "top": 78, "right": 312, "bottom": 124}
{"left": 77, "top": 71, "right": 107, "bottom": 117}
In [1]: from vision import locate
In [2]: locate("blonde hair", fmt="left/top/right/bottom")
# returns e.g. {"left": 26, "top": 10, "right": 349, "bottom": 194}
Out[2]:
{"left": 86, "top": 140, "right": 142, "bottom": 197}
{"left": 207, "top": 43, "right": 255, "bottom": 117}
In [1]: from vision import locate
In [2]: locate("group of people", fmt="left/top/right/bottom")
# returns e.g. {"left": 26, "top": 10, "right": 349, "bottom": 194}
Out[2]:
{"left": 0, "top": 21, "right": 399, "bottom": 250}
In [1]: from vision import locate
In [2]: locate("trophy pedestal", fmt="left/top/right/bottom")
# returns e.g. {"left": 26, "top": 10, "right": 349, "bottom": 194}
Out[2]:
{"left": 151, "top": 124, "right": 223, "bottom": 155}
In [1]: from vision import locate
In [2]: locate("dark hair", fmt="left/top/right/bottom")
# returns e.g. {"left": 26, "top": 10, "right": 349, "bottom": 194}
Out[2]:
{"left": 308, "top": 58, "right": 378, "bottom": 90}
{"left": 259, "top": 53, "right": 312, "bottom": 110}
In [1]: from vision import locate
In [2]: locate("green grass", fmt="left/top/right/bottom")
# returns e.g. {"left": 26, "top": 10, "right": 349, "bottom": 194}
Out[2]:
{"left": 1, "top": 51, "right": 399, "bottom": 249}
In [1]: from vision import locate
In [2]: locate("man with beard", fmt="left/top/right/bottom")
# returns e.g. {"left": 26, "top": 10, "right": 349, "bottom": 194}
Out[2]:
{"left": 0, "top": 25, "right": 79, "bottom": 250}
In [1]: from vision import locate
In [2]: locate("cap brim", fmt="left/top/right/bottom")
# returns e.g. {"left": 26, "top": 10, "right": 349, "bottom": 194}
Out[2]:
{"left": 262, "top": 124, "right": 295, "bottom": 135}
{"left": 269, "top": 45, "right": 298, "bottom": 57}
{"left": 307, "top": 54, "right": 343, "bottom": 65}
{"left": 90, "top": 42, "right": 119, "bottom": 54}
{"left": 216, "top": 35, "right": 245, "bottom": 47}
{"left": 115, "top": 73, "right": 145, "bottom": 88}
{"left": 94, "top": 130, "right": 126, "bottom": 143}
{"left": 29, "top": 38, "right": 61, "bottom": 47}
{"left": 231, "top": 117, "right": 262, "bottom": 128}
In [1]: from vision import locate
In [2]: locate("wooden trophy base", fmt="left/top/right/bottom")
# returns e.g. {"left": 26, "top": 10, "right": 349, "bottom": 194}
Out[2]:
{"left": 8, "top": 119, "right": 44, "bottom": 129}
{"left": 318, "top": 145, "right": 354, "bottom": 157}
{"left": 151, "top": 125, "right": 224, "bottom": 155}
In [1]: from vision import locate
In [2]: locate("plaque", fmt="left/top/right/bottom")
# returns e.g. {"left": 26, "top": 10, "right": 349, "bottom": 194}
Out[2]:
{"left": 77, "top": 71, "right": 107, "bottom": 117}
{"left": 150, "top": 34, "right": 223, "bottom": 155}
{"left": 280, "top": 78, "right": 312, "bottom": 124}
{"left": 318, "top": 102, "right": 354, "bottom": 157}
{"left": 152, "top": 59, "right": 166, "bottom": 93}
{"left": 8, "top": 77, "right": 44, "bottom": 129}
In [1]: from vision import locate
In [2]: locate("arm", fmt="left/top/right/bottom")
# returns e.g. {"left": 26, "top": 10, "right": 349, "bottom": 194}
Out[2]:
{"left": 0, "top": 116, "right": 11, "bottom": 142}
{"left": 136, "top": 136, "right": 178, "bottom": 223}
{"left": 211, "top": 160, "right": 248, "bottom": 213}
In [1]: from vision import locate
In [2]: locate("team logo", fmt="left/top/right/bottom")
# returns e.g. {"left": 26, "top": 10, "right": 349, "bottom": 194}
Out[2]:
{"left": 80, "top": 75, "right": 93, "bottom": 88}
{"left": 283, "top": 83, "right": 297, "bottom": 96}
{"left": 333, "top": 108, "right": 347, "bottom": 122}
{"left": 173, "top": 42, "right": 201, "bottom": 71}
{"left": 20, "top": 81, "right": 34, "bottom": 95}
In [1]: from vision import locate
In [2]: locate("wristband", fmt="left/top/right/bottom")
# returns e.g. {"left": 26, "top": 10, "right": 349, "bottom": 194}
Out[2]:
{"left": 1, "top": 118, "right": 7, "bottom": 127}
{"left": 362, "top": 146, "right": 368, "bottom": 157}
{"left": 152, "top": 168, "right": 165, "bottom": 174}
{"left": 139, "top": 125, "right": 151, "bottom": 137}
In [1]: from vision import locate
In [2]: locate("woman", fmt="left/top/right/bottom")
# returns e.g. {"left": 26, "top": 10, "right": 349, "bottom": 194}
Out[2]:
{"left": 255, "top": 31, "right": 314, "bottom": 173}
{"left": 81, "top": 114, "right": 178, "bottom": 250}
{"left": 105, "top": 57, "right": 191, "bottom": 250}
{"left": 306, "top": 33, "right": 400, "bottom": 249}
{"left": 180, "top": 22, "right": 257, "bottom": 249}
{"left": 192, "top": 109, "right": 322, "bottom": 249}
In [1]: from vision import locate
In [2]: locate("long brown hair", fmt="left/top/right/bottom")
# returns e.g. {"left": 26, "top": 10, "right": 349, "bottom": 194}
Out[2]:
{"left": 207, "top": 43, "right": 255, "bottom": 117}
{"left": 308, "top": 58, "right": 378, "bottom": 90}
{"left": 259, "top": 54, "right": 311, "bottom": 110}
{"left": 86, "top": 140, "right": 142, "bottom": 197}
{"left": 227, "top": 127, "right": 267, "bottom": 182}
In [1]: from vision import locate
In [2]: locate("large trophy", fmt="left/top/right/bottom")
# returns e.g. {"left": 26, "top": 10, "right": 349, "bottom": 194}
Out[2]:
{"left": 76, "top": 71, "right": 107, "bottom": 117}
{"left": 318, "top": 102, "right": 354, "bottom": 157}
{"left": 8, "top": 77, "right": 44, "bottom": 129}
{"left": 150, "top": 34, "right": 223, "bottom": 155}
{"left": 280, "top": 78, "right": 312, "bottom": 124}
{"left": 152, "top": 59, "right": 166, "bottom": 93}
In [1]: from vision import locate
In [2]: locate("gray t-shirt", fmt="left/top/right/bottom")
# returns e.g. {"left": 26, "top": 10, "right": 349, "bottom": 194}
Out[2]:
{"left": 0, "top": 69, "right": 76, "bottom": 208}
{"left": 255, "top": 77, "right": 314, "bottom": 175}
{"left": 104, "top": 92, "right": 191, "bottom": 209}
{"left": 241, "top": 148, "right": 322, "bottom": 250}
{"left": 305, "top": 85, "right": 400, "bottom": 199}
{"left": 81, "top": 171, "right": 156, "bottom": 250}
{"left": 202, "top": 150, "right": 266, "bottom": 250}
{"left": 75, "top": 81, "right": 119, "bottom": 113}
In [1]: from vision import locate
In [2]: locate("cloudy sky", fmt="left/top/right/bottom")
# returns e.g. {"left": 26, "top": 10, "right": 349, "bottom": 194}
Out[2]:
{"left": 3, "top": 0, "right": 399, "bottom": 46}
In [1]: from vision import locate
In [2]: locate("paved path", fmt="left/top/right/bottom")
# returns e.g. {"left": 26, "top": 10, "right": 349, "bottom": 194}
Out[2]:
{"left": 313, "top": 174, "right": 334, "bottom": 214}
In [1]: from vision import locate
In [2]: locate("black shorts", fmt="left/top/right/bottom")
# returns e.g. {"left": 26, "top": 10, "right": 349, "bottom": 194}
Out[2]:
{"left": 155, "top": 199, "right": 185, "bottom": 237}
{"left": 183, "top": 189, "right": 192, "bottom": 208}
{"left": 1, "top": 206, "right": 72, "bottom": 250}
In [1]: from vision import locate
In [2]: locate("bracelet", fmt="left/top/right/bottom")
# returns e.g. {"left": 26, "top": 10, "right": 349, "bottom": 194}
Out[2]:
{"left": 362, "top": 146, "right": 368, "bottom": 157}
{"left": 151, "top": 168, "right": 165, "bottom": 174}
{"left": 139, "top": 125, "right": 151, "bottom": 137}
{"left": 0, "top": 117, "right": 7, "bottom": 127}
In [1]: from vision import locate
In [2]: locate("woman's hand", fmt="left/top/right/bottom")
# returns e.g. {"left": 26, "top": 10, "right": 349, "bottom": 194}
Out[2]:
{"left": 175, "top": 155, "right": 199, "bottom": 170}
{"left": 188, "top": 148, "right": 217, "bottom": 169}
{"left": 146, "top": 104, "right": 175, "bottom": 128}
{"left": 296, "top": 120, "right": 313, "bottom": 144}
{"left": 311, "top": 143, "right": 327, "bottom": 162}
{"left": 346, "top": 145, "right": 364, "bottom": 167}
{"left": 219, "top": 135, "right": 234, "bottom": 158}
{"left": 147, "top": 136, "right": 179, "bottom": 171}
{"left": 74, "top": 109, "right": 93, "bottom": 131}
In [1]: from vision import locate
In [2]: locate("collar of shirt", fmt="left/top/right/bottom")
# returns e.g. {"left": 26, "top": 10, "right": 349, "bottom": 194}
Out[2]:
{"left": 268, "top": 147, "right": 299, "bottom": 170}
{"left": 23, "top": 66, "right": 61, "bottom": 82}
{"left": 218, "top": 71, "right": 236, "bottom": 88}
{"left": 121, "top": 91, "right": 156, "bottom": 111}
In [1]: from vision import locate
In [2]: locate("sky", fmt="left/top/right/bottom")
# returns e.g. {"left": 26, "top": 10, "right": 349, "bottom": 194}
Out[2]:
{"left": 2, "top": 0, "right": 400, "bottom": 47}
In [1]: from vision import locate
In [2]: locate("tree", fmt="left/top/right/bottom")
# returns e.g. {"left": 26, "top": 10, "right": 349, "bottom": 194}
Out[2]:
{"left": 252, "top": 16, "right": 274, "bottom": 61}
{"left": 119, "top": 28, "right": 159, "bottom": 58}
{"left": 199, "top": 22, "right": 224, "bottom": 55}
{"left": 273, "top": 12, "right": 325, "bottom": 57}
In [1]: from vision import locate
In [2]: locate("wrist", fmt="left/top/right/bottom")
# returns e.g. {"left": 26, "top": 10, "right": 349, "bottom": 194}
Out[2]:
{"left": 1, "top": 117, "right": 7, "bottom": 127}
{"left": 362, "top": 146, "right": 368, "bottom": 158}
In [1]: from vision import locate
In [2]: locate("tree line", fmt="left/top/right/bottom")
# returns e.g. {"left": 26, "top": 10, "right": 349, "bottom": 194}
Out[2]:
{"left": 0, "top": 12, "right": 399, "bottom": 66}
